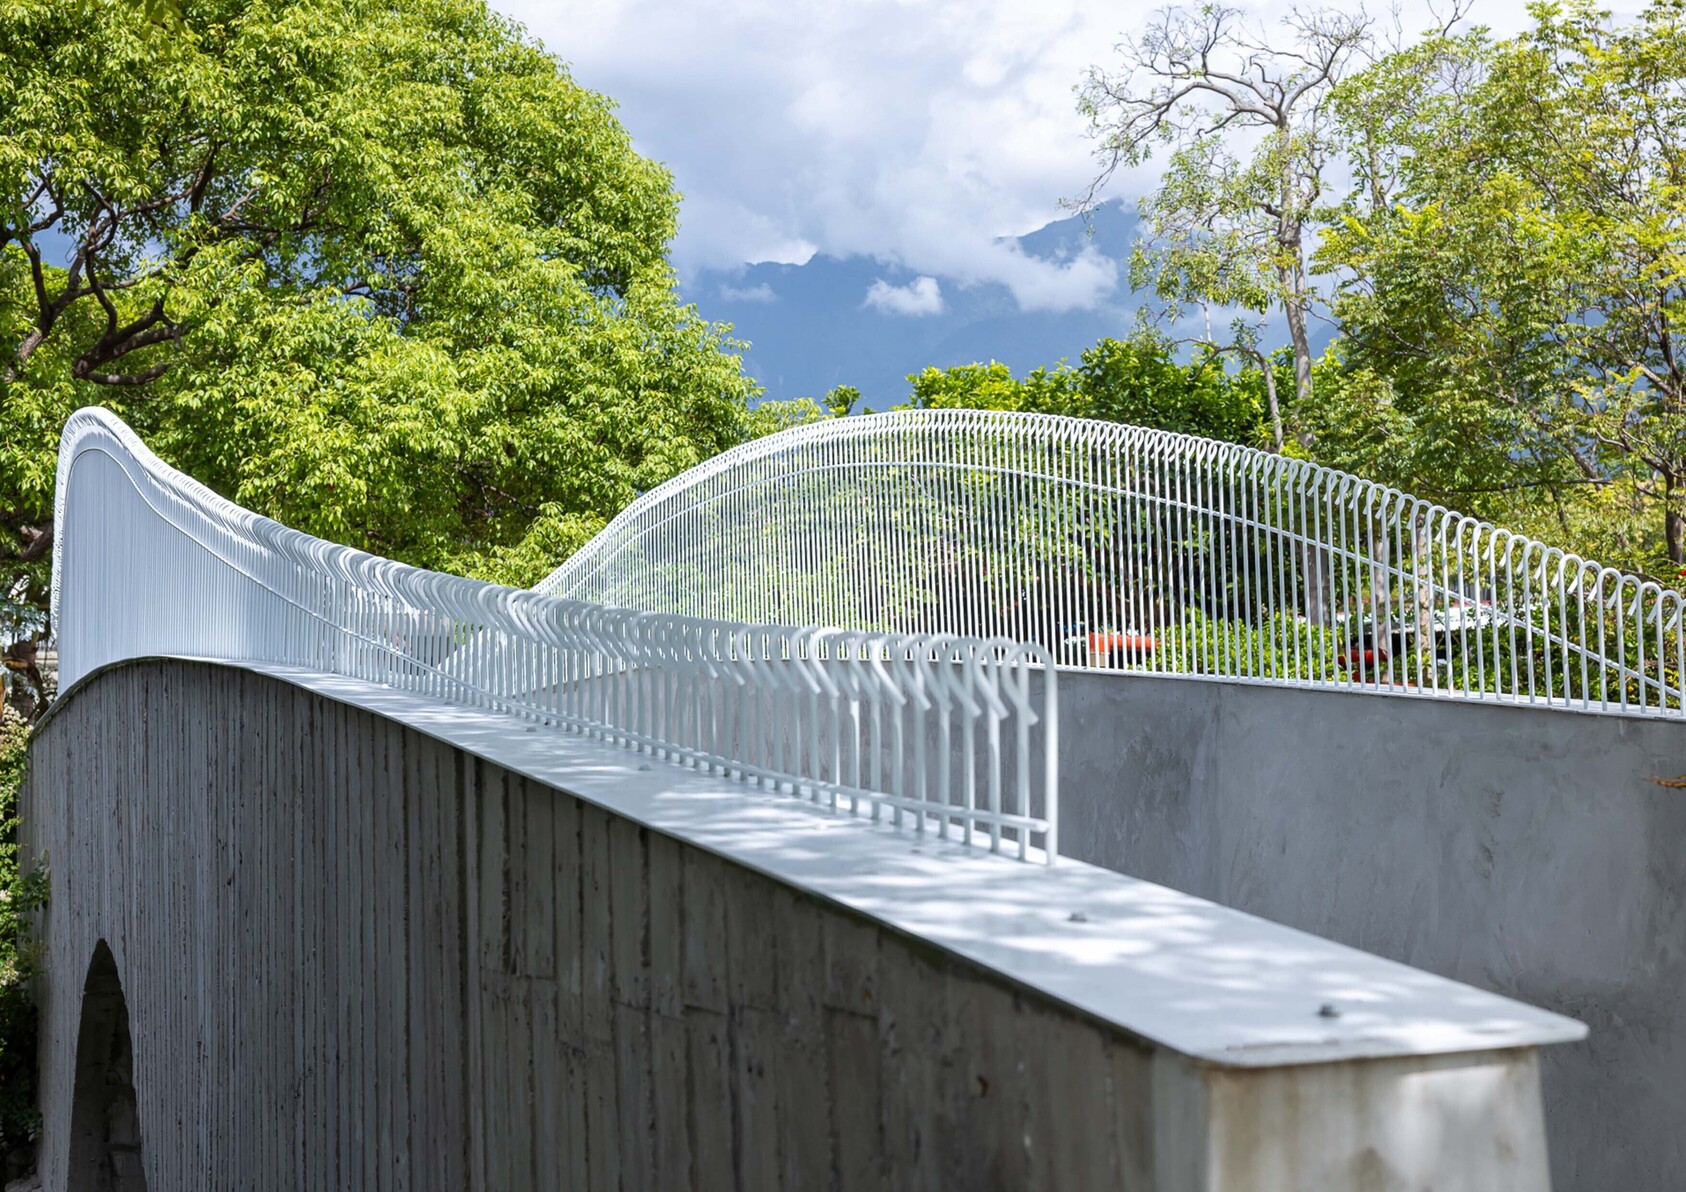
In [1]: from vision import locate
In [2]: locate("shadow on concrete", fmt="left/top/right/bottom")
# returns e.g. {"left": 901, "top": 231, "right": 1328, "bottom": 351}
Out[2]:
{"left": 66, "top": 941, "right": 145, "bottom": 1192}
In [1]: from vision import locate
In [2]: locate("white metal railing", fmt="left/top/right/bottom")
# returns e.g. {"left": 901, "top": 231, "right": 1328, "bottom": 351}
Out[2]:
{"left": 52, "top": 408, "right": 1058, "bottom": 862}
{"left": 541, "top": 408, "right": 1686, "bottom": 718}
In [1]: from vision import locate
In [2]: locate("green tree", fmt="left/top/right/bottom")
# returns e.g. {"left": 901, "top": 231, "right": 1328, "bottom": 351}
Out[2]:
{"left": 0, "top": 705, "right": 44, "bottom": 1160}
{"left": 904, "top": 360, "right": 1083, "bottom": 416}
{"left": 0, "top": 0, "right": 756, "bottom": 709}
{"left": 823, "top": 384, "right": 863, "bottom": 418}
{"left": 1319, "top": 0, "right": 1686, "bottom": 570}
{"left": 900, "top": 332, "right": 1277, "bottom": 448}
{"left": 1076, "top": 5, "right": 1370, "bottom": 442}
{"left": 741, "top": 396, "right": 831, "bottom": 439}
{"left": 1077, "top": 332, "right": 1277, "bottom": 447}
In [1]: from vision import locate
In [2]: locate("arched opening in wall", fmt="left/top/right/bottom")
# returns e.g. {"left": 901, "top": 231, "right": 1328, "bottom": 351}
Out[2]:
{"left": 66, "top": 940, "right": 146, "bottom": 1192}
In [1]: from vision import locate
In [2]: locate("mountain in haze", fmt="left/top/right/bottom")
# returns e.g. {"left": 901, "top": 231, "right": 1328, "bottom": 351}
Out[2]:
{"left": 687, "top": 203, "right": 1145, "bottom": 410}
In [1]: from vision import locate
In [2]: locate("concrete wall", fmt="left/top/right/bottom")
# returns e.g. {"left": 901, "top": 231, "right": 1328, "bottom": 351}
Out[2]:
{"left": 21, "top": 660, "right": 1560, "bottom": 1191}
{"left": 1053, "top": 671, "right": 1686, "bottom": 1192}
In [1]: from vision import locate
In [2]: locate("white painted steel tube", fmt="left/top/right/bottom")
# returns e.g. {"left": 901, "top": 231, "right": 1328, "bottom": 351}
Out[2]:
{"left": 541, "top": 408, "right": 1686, "bottom": 719}
{"left": 52, "top": 408, "right": 1059, "bottom": 863}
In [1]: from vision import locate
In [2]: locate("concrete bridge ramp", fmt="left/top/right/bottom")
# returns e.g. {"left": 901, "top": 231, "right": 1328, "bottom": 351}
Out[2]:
{"left": 1054, "top": 668, "right": 1686, "bottom": 1192}
{"left": 24, "top": 659, "right": 1578, "bottom": 1190}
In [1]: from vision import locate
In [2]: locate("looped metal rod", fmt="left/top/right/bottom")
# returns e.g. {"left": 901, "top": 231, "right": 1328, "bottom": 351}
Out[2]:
{"left": 540, "top": 408, "right": 1686, "bottom": 718}
{"left": 52, "top": 407, "right": 1059, "bottom": 864}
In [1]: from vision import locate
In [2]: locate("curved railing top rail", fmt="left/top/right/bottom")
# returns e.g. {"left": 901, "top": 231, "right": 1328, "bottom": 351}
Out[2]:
{"left": 52, "top": 407, "right": 1060, "bottom": 862}
{"left": 540, "top": 408, "right": 1686, "bottom": 719}
{"left": 541, "top": 408, "right": 1660, "bottom": 605}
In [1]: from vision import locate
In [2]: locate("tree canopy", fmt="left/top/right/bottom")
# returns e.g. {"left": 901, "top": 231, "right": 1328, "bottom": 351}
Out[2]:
{"left": 1069, "top": 1, "right": 1686, "bottom": 578}
{"left": 0, "top": 0, "right": 756, "bottom": 702}
{"left": 1076, "top": 4, "right": 1370, "bottom": 439}
{"left": 1315, "top": 0, "right": 1686, "bottom": 570}
{"left": 901, "top": 332, "right": 1282, "bottom": 449}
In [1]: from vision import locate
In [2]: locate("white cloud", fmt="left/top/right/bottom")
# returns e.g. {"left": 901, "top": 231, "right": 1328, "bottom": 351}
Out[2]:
{"left": 719, "top": 281, "right": 777, "bottom": 303}
{"left": 991, "top": 246, "right": 1118, "bottom": 313}
{"left": 864, "top": 276, "right": 945, "bottom": 316}
{"left": 678, "top": 194, "right": 817, "bottom": 267}
{"left": 501, "top": 0, "right": 1582, "bottom": 312}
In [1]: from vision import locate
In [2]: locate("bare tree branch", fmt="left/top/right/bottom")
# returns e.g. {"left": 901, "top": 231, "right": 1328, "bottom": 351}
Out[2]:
{"left": 1074, "top": 3, "right": 1369, "bottom": 427}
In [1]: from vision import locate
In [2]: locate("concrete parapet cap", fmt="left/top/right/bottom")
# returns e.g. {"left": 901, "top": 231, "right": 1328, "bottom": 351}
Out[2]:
{"left": 124, "top": 657, "right": 1587, "bottom": 1069}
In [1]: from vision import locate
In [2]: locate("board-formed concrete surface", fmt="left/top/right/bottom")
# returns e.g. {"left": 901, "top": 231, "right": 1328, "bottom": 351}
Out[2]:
{"left": 22, "top": 660, "right": 1579, "bottom": 1190}
{"left": 1053, "top": 670, "right": 1686, "bottom": 1192}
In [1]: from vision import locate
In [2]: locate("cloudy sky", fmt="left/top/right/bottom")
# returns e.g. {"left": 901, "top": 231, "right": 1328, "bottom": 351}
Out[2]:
{"left": 500, "top": 0, "right": 1607, "bottom": 315}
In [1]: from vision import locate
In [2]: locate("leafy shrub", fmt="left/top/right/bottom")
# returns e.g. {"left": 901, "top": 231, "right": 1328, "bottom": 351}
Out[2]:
{"left": 0, "top": 707, "right": 44, "bottom": 1160}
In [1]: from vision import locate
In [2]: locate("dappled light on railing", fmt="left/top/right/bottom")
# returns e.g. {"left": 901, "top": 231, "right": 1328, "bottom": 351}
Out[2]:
{"left": 52, "top": 408, "right": 1058, "bottom": 862}
{"left": 541, "top": 409, "right": 1686, "bottom": 718}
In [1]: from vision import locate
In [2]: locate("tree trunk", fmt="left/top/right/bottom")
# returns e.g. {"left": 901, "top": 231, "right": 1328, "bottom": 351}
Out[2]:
{"left": 2, "top": 326, "right": 48, "bottom": 388}
{"left": 1667, "top": 473, "right": 1684, "bottom": 566}
{"left": 1278, "top": 256, "right": 1327, "bottom": 622}
{"left": 1281, "top": 280, "right": 1314, "bottom": 414}
{"left": 1274, "top": 149, "right": 1314, "bottom": 437}
{"left": 1273, "top": 212, "right": 1328, "bottom": 621}
{"left": 1366, "top": 130, "right": 1386, "bottom": 215}
{"left": 2, "top": 639, "right": 45, "bottom": 722}
{"left": 1258, "top": 351, "right": 1285, "bottom": 455}
{"left": 1301, "top": 541, "right": 1328, "bottom": 626}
